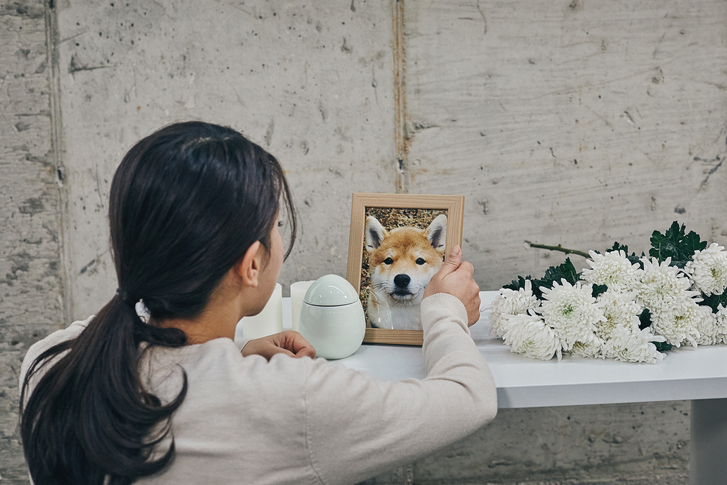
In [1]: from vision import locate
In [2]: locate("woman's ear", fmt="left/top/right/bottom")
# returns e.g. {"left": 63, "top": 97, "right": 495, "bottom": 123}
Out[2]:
{"left": 235, "top": 241, "right": 263, "bottom": 287}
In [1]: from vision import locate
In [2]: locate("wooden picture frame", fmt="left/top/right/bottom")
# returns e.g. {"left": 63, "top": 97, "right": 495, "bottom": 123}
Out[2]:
{"left": 346, "top": 193, "right": 465, "bottom": 346}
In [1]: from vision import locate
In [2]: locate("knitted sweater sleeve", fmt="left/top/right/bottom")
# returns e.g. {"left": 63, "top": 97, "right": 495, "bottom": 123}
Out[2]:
{"left": 303, "top": 293, "right": 497, "bottom": 485}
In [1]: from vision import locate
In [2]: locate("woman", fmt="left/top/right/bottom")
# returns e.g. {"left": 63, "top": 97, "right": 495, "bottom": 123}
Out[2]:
{"left": 20, "top": 121, "right": 497, "bottom": 484}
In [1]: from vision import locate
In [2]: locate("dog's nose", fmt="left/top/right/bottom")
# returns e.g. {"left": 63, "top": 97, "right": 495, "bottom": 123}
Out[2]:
{"left": 394, "top": 274, "right": 410, "bottom": 288}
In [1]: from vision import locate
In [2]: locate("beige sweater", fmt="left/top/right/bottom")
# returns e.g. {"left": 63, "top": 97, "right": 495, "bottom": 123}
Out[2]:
{"left": 20, "top": 293, "right": 497, "bottom": 485}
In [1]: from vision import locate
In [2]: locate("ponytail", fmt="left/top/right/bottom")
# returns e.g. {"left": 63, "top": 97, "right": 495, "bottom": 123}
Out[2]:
{"left": 20, "top": 121, "right": 297, "bottom": 484}
{"left": 21, "top": 296, "right": 188, "bottom": 485}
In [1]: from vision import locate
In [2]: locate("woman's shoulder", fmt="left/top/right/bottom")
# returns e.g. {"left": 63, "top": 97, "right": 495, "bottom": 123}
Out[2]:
{"left": 20, "top": 316, "right": 94, "bottom": 392}
{"left": 25, "top": 316, "right": 91, "bottom": 356}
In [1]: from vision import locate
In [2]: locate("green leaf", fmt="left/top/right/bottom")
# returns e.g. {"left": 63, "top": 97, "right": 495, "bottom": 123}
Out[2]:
{"left": 701, "top": 291, "right": 727, "bottom": 314}
{"left": 649, "top": 221, "right": 707, "bottom": 268}
{"left": 502, "top": 275, "right": 544, "bottom": 299}
{"left": 540, "top": 258, "right": 579, "bottom": 288}
{"left": 638, "top": 308, "right": 652, "bottom": 330}
{"left": 502, "top": 276, "right": 531, "bottom": 292}
{"left": 501, "top": 259, "right": 580, "bottom": 300}
{"left": 637, "top": 309, "right": 673, "bottom": 352}
{"left": 591, "top": 284, "right": 608, "bottom": 298}
{"left": 653, "top": 341, "right": 673, "bottom": 352}
{"left": 502, "top": 259, "right": 581, "bottom": 300}
{"left": 610, "top": 242, "right": 643, "bottom": 267}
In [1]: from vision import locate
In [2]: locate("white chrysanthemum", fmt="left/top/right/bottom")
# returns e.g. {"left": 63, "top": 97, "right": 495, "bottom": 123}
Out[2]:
{"left": 502, "top": 312, "right": 562, "bottom": 361}
{"left": 637, "top": 257, "right": 700, "bottom": 314}
{"left": 650, "top": 298, "right": 702, "bottom": 347}
{"left": 539, "top": 280, "right": 605, "bottom": 351}
{"left": 693, "top": 305, "right": 719, "bottom": 346}
{"left": 716, "top": 304, "right": 727, "bottom": 344}
{"left": 582, "top": 250, "right": 642, "bottom": 292}
{"left": 602, "top": 325, "right": 665, "bottom": 364}
{"left": 684, "top": 243, "right": 727, "bottom": 296}
{"left": 489, "top": 279, "right": 540, "bottom": 338}
{"left": 595, "top": 289, "right": 643, "bottom": 341}
{"left": 571, "top": 336, "right": 605, "bottom": 359}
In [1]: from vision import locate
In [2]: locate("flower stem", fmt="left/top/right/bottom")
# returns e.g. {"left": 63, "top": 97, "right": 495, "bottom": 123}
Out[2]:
{"left": 525, "top": 241, "right": 590, "bottom": 259}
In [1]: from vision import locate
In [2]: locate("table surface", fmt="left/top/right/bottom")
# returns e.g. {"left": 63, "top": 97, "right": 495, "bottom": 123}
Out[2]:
{"left": 281, "top": 291, "right": 727, "bottom": 409}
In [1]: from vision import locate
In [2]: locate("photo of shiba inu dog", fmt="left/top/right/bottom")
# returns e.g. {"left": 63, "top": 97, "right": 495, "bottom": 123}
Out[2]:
{"left": 365, "top": 213, "right": 447, "bottom": 330}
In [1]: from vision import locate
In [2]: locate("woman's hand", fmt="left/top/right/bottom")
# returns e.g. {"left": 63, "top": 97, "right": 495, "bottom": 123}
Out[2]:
{"left": 242, "top": 331, "right": 317, "bottom": 360}
{"left": 423, "top": 245, "right": 481, "bottom": 326}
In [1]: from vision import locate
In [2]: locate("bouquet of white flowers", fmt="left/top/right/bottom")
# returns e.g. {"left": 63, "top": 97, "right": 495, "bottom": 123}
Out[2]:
{"left": 490, "top": 222, "right": 727, "bottom": 363}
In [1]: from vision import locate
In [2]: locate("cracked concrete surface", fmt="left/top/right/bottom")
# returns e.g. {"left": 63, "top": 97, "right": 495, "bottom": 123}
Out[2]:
{"left": 1, "top": 0, "right": 64, "bottom": 482}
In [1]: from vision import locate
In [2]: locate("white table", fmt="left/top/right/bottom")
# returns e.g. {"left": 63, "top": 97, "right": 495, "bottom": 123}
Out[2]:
{"left": 280, "top": 291, "right": 727, "bottom": 484}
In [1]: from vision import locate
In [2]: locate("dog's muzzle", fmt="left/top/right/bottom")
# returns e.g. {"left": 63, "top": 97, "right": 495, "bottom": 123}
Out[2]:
{"left": 394, "top": 274, "right": 410, "bottom": 288}
{"left": 391, "top": 274, "right": 414, "bottom": 299}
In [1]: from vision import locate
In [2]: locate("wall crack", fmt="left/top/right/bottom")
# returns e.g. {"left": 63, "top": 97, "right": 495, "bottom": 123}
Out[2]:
{"left": 393, "top": 0, "right": 409, "bottom": 193}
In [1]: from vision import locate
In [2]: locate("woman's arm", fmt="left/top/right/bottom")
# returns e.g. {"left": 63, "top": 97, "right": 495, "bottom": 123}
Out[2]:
{"left": 303, "top": 292, "right": 497, "bottom": 485}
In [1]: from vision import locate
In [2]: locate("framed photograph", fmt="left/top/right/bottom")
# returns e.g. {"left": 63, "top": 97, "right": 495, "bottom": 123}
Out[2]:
{"left": 346, "top": 193, "right": 465, "bottom": 346}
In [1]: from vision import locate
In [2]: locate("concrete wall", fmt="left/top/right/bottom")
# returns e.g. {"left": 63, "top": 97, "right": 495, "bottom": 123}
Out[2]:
{"left": 0, "top": 0, "right": 64, "bottom": 483}
{"left": 3, "top": 0, "right": 727, "bottom": 483}
{"left": 56, "top": 0, "right": 397, "bottom": 319}
{"left": 404, "top": 0, "right": 727, "bottom": 285}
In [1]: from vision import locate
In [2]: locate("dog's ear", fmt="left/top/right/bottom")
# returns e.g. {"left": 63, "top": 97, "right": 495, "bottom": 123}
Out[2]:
{"left": 365, "top": 216, "right": 387, "bottom": 251}
{"left": 427, "top": 214, "right": 447, "bottom": 251}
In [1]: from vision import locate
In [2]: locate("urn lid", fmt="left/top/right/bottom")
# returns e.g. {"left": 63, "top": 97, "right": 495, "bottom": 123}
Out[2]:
{"left": 303, "top": 274, "right": 359, "bottom": 307}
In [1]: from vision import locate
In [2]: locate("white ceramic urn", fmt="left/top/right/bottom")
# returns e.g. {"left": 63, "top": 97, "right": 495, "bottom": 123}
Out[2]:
{"left": 299, "top": 274, "right": 366, "bottom": 360}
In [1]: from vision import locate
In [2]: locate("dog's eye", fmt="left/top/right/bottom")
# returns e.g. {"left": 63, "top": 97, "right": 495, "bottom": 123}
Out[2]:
{"left": 384, "top": 257, "right": 394, "bottom": 265}
{"left": 416, "top": 258, "right": 426, "bottom": 265}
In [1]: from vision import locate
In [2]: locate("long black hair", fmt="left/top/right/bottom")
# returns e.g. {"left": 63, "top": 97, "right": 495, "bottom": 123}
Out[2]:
{"left": 20, "top": 121, "right": 297, "bottom": 484}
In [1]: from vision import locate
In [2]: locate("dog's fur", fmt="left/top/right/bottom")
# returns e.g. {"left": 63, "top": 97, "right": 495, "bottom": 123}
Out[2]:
{"left": 365, "top": 214, "right": 447, "bottom": 330}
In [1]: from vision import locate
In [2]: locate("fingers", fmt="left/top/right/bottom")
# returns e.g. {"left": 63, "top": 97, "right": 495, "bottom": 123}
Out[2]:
{"left": 468, "top": 291, "right": 482, "bottom": 326}
{"left": 274, "top": 348, "right": 297, "bottom": 359}
{"left": 289, "top": 333, "right": 316, "bottom": 358}
{"left": 438, "top": 245, "right": 462, "bottom": 275}
{"left": 295, "top": 345, "right": 317, "bottom": 359}
{"left": 279, "top": 331, "right": 316, "bottom": 359}
{"left": 458, "top": 261, "right": 474, "bottom": 277}
{"left": 424, "top": 246, "right": 474, "bottom": 300}
{"left": 242, "top": 332, "right": 316, "bottom": 361}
